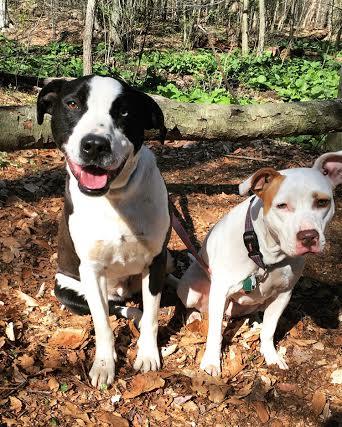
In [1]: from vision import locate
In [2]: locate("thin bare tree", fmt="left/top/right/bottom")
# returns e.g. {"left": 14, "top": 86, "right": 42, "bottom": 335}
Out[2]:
{"left": 257, "top": 0, "right": 265, "bottom": 55}
{"left": 241, "top": 0, "right": 249, "bottom": 55}
{"left": 0, "top": 0, "right": 8, "bottom": 29}
{"left": 83, "top": 0, "right": 97, "bottom": 75}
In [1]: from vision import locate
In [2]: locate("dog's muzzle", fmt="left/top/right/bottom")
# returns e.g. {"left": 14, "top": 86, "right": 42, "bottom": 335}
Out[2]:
{"left": 67, "top": 134, "right": 127, "bottom": 196}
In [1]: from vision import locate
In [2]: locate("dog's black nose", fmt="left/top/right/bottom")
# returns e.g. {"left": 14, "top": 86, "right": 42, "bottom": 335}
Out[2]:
{"left": 80, "top": 134, "right": 111, "bottom": 161}
{"left": 296, "top": 229, "right": 319, "bottom": 247}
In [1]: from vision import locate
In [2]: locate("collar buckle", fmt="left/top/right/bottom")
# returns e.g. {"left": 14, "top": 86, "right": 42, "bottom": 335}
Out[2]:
{"left": 243, "top": 230, "right": 261, "bottom": 257}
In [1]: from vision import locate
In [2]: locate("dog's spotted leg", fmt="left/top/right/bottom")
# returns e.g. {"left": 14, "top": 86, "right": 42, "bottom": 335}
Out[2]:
{"left": 260, "top": 290, "right": 292, "bottom": 370}
{"left": 80, "top": 264, "right": 117, "bottom": 388}
{"left": 134, "top": 250, "right": 166, "bottom": 372}
{"left": 200, "top": 273, "right": 228, "bottom": 376}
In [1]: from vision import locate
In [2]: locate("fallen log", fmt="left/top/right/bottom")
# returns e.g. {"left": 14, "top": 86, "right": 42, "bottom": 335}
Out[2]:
{"left": 325, "top": 65, "right": 342, "bottom": 151}
{"left": 1, "top": 97, "right": 342, "bottom": 151}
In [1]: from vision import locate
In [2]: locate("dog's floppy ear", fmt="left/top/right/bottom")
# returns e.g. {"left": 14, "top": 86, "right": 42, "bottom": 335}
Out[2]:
{"left": 313, "top": 151, "right": 342, "bottom": 188}
{"left": 139, "top": 92, "right": 167, "bottom": 144}
{"left": 37, "top": 79, "right": 66, "bottom": 125}
{"left": 239, "top": 167, "right": 282, "bottom": 197}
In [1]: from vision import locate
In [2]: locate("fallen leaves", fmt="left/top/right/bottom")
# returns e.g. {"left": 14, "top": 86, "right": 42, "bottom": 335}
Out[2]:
{"left": 288, "top": 338, "right": 317, "bottom": 347}
{"left": 97, "top": 412, "right": 129, "bottom": 427}
{"left": 63, "top": 402, "right": 90, "bottom": 423}
{"left": 9, "top": 396, "right": 22, "bottom": 412}
{"left": 16, "top": 290, "right": 39, "bottom": 308}
{"left": 123, "top": 372, "right": 165, "bottom": 399}
{"left": 311, "top": 390, "right": 326, "bottom": 416}
{"left": 226, "top": 345, "right": 245, "bottom": 378}
{"left": 252, "top": 401, "right": 269, "bottom": 424}
{"left": 17, "top": 354, "right": 35, "bottom": 370}
{"left": 48, "top": 327, "right": 88, "bottom": 349}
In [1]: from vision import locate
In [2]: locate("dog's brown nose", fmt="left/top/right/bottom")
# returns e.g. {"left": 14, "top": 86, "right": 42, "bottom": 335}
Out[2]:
{"left": 296, "top": 229, "right": 319, "bottom": 247}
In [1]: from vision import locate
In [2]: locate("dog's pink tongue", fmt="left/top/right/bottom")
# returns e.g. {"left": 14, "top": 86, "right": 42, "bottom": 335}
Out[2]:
{"left": 79, "top": 169, "right": 108, "bottom": 190}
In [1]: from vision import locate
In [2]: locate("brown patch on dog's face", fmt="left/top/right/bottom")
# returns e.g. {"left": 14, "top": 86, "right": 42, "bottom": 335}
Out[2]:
{"left": 262, "top": 174, "right": 286, "bottom": 214}
{"left": 251, "top": 168, "right": 285, "bottom": 214}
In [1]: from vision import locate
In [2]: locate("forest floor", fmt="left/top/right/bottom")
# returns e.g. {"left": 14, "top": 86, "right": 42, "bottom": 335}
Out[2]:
{"left": 0, "top": 139, "right": 341, "bottom": 427}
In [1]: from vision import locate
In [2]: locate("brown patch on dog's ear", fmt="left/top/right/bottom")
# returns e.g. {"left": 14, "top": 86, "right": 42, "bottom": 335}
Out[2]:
{"left": 250, "top": 168, "right": 285, "bottom": 214}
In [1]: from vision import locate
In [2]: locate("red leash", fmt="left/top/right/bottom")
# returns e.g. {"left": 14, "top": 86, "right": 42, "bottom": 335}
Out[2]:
{"left": 171, "top": 210, "right": 210, "bottom": 274}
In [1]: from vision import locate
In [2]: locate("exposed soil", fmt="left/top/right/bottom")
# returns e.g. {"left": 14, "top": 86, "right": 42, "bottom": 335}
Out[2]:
{"left": 0, "top": 140, "right": 341, "bottom": 427}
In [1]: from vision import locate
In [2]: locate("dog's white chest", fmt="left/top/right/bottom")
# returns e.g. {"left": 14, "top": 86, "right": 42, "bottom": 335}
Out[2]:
{"left": 69, "top": 191, "right": 167, "bottom": 278}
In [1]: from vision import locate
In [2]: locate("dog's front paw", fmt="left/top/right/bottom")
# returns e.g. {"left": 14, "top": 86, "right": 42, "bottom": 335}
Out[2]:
{"left": 133, "top": 343, "right": 160, "bottom": 372}
{"left": 89, "top": 351, "right": 117, "bottom": 388}
{"left": 261, "top": 345, "right": 288, "bottom": 370}
{"left": 200, "top": 350, "right": 221, "bottom": 376}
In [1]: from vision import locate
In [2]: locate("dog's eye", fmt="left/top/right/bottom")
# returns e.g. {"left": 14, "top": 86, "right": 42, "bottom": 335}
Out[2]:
{"left": 316, "top": 199, "right": 330, "bottom": 208}
{"left": 66, "top": 100, "right": 79, "bottom": 110}
{"left": 121, "top": 111, "right": 129, "bottom": 117}
{"left": 276, "top": 203, "right": 288, "bottom": 209}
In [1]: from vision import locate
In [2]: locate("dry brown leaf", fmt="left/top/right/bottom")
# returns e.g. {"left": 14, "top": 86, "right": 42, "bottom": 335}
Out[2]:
{"left": 151, "top": 409, "right": 169, "bottom": 422}
{"left": 182, "top": 400, "right": 199, "bottom": 413}
{"left": 17, "top": 354, "right": 35, "bottom": 370}
{"left": 180, "top": 335, "right": 206, "bottom": 346}
{"left": 0, "top": 336, "right": 5, "bottom": 349}
{"left": 2, "top": 251, "right": 14, "bottom": 263}
{"left": 123, "top": 372, "right": 165, "bottom": 399}
{"left": 16, "top": 290, "right": 39, "bottom": 307}
{"left": 2, "top": 418, "right": 17, "bottom": 426}
{"left": 312, "top": 390, "right": 326, "bottom": 416}
{"left": 97, "top": 411, "right": 129, "bottom": 427}
{"left": 63, "top": 402, "right": 90, "bottom": 422}
{"left": 48, "top": 377, "right": 59, "bottom": 392}
{"left": 227, "top": 344, "right": 245, "bottom": 378}
{"left": 1, "top": 237, "right": 20, "bottom": 249}
{"left": 208, "top": 384, "right": 229, "bottom": 403}
{"left": 43, "top": 347, "right": 62, "bottom": 369}
{"left": 270, "top": 420, "right": 284, "bottom": 427}
{"left": 128, "top": 320, "right": 140, "bottom": 338}
{"left": 277, "top": 383, "right": 297, "bottom": 393}
{"left": 9, "top": 396, "right": 22, "bottom": 412}
{"left": 185, "top": 319, "right": 208, "bottom": 337}
{"left": 253, "top": 401, "right": 269, "bottom": 424}
{"left": 67, "top": 351, "right": 78, "bottom": 364}
{"left": 288, "top": 338, "right": 317, "bottom": 347}
{"left": 191, "top": 378, "right": 208, "bottom": 397}
{"left": 236, "top": 382, "right": 254, "bottom": 398}
{"left": 49, "top": 327, "right": 88, "bottom": 349}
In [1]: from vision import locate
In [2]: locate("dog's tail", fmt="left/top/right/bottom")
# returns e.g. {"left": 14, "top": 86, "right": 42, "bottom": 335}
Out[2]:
{"left": 54, "top": 273, "right": 142, "bottom": 326}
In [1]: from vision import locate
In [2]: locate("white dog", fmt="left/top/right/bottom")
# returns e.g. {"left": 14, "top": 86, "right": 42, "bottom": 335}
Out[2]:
{"left": 177, "top": 151, "right": 342, "bottom": 376}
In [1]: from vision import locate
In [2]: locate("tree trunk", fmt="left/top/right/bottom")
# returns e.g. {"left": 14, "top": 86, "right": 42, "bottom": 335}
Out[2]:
{"left": 325, "top": 66, "right": 342, "bottom": 151}
{"left": 83, "top": 0, "right": 97, "bottom": 76}
{"left": 0, "top": 0, "right": 8, "bottom": 29}
{"left": 257, "top": 0, "right": 265, "bottom": 56}
{"left": 2, "top": 98, "right": 342, "bottom": 151}
{"left": 241, "top": 0, "right": 249, "bottom": 55}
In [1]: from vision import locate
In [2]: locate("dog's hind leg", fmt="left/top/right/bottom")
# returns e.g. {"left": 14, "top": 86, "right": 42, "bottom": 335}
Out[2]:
{"left": 55, "top": 273, "right": 142, "bottom": 325}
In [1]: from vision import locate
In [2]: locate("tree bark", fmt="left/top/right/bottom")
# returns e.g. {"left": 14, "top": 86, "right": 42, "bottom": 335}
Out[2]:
{"left": 257, "top": 0, "right": 265, "bottom": 55}
{"left": 83, "top": 0, "right": 97, "bottom": 76}
{"left": 0, "top": 0, "right": 8, "bottom": 29}
{"left": 241, "top": 0, "right": 249, "bottom": 55}
{"left": 2, "top": 97, "right": 342, "bottom": 151}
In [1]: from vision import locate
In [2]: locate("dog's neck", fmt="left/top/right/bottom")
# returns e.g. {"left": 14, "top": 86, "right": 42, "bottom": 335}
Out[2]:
{"left": 251, "top": 199, "right": 289, "bottom": 267}
{"left": 109, "top": 149, "right": 141, "bottom": 191}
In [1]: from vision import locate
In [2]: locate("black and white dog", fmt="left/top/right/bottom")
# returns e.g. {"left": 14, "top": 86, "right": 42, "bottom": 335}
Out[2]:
{"left": 37, "top": 76, "right": 171, "bottom": 388}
